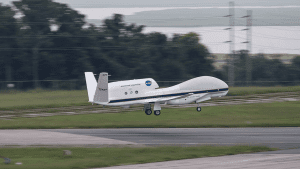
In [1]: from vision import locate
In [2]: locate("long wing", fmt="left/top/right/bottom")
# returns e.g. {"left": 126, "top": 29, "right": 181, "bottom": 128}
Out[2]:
{"left": 195, "top": 93, "right": 211, "bottom": 103}
{"left": 142, "top": 93, "right": 194, "bottom": 103}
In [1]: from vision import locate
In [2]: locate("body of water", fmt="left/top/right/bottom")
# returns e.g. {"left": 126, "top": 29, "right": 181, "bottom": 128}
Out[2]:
{"left": 75, "top": 6, "right": 300, "bottom": 20}
{"left": 143, "top": 26, "right": 300, "bottom": 54}
{"left": 74, "top": 7, "right": 300, "bottom": 54}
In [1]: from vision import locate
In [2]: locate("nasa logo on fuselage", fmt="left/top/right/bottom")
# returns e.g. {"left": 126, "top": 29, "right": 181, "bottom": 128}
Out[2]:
{"left": 99, "top": 88, "right": 107, "bottom": 91}
{"left": 145, "top": 80, "right": 152, "bottom": 86}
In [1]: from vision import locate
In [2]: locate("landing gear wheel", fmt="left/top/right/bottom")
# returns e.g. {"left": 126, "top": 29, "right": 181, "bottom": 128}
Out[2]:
{"left": 197, "top": 107, "right": 201, "bottom": 112}
{"left": 145, "top": 109, "right": 152, "bottom": 115}
{"left": 154, "top": 110, "right": 161, "bottom": 116}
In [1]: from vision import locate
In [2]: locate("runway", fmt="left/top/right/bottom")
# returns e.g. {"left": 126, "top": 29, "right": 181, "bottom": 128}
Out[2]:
{"left": 1, "top": 128, "right": 300, "bottom": 149}
{"left": 40, "top": 128, "right": 300, "bottom": 150}
{"left": 1, "top": 128, "right": 300, "bottom": 168}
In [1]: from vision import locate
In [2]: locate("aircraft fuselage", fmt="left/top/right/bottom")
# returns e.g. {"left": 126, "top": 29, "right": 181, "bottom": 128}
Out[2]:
{"left": 85, "top": 72, "right": 228, "bottom": 115}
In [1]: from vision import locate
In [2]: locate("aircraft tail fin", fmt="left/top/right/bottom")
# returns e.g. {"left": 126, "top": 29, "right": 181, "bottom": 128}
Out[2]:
{"left": 84, "top": 72, "right": 97, "bottom": 102}
{"left": 93, "top": 72, "right": 109, "bottom": 103}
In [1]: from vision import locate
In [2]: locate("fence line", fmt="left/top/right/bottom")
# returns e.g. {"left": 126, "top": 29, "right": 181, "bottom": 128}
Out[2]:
{"left": 0, "top": 80, "right": 299, "bottom": 91}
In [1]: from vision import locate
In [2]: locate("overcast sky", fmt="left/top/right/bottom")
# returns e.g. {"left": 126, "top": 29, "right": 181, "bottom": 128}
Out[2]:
{"left": 2, "top": 0, "right": 300, "bottom": 8}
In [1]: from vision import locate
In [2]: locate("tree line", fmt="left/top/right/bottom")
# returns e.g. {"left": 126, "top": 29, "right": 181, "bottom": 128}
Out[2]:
{"left": 0, "top": 0, "right": 299, "bottom": 89}
{"left": 222, "top": 50, "right": 300, "bottom": 86}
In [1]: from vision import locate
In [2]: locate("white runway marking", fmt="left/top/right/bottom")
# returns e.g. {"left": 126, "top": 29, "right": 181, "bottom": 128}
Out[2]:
{"left": 0, "top": 130, "right": 137, "bottom": 146}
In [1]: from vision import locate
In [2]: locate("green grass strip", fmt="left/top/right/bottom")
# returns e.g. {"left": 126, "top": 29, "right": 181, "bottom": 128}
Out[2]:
{"left": 0, "top": 146, "right": 276, "bottom": 169}
{"left": 1, "top": 101, "right": 300, "bottom": 129}
{"left": 0, "top": 89, "right": 89, "bottom": 110}
{"left": 0, "top": 86, "right": 299, "bottom": 110}
{"left": 227, "top": 86, "right": 300, "bottom": 96}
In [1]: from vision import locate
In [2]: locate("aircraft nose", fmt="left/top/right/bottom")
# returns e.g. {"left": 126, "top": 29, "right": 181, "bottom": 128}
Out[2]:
{"left": 218, "top": 78, "right": 229, "bottom": 96}
{"left": 215, "top": 78, "right": 228, "bottom": 89}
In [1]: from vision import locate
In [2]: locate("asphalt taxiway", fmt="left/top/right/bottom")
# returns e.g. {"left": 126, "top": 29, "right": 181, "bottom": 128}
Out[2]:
{"left": 39, "top": 128, "right": 300, "bottom": 150}
{"left": 1, "top": 128, "right": 300, "bottom": 168}
{"left": 1, "top": 128, "right": 300, "bottom": 149}
{"left": 94, "top": 153, "right": 300, "bottom": 169}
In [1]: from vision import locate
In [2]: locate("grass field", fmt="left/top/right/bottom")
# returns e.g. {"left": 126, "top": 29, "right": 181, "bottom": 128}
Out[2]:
{"left": 0, "top": 101, "right": 299, "bottom": 129}
{"left": 226, "top": 86, "right": 300, "bottom": 96}
{"left": 0, "top": 89, "right": 89, "bottom": 110}
{"left": 0, "top": 86, "right": 299, "bottom": 110}
{"left": 0, "top": 146, "right": 275, "bottom": 169}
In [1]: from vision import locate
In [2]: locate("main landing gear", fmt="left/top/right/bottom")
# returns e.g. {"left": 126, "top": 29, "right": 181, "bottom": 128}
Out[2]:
{"left": 144, "top": 104, "right": 152, "bottom": 115}
{"left": 145, "top": 109, "right": 161, "bottom": 116}
{"left": 145, "top": 109, "right": 152, "bottom": 115}
{"left": 144, "top": 104, "right": 161, "bottom": 116}
{"left": 154, "top": 110, "right": 161, "bottom": 116}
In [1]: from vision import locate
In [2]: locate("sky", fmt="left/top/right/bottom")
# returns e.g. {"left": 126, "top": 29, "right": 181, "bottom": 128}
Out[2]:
{"left": 2, "top": 0, "right": 300, "bottom": 8}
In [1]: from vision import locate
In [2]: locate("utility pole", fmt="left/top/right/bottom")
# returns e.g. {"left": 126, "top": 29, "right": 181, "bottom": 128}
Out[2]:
{"left": 224, "top": 1, "right": 235, "bottom": 86}
{"left": 242, "top": 10, "right": 252, "bottom": 86}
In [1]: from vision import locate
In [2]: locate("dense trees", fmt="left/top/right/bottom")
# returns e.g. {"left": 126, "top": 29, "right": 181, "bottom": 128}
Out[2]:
{"left": 221, "top": 50, "right": 300, "bottom": 86}
{"left": 1, "top": 0, "right": 215, "bottom": 87}
{"left": 0, "top": 3, "right": 18, "bottom": 83}
{"left": 0, "top": 0, "right": 299, "bottom": 89}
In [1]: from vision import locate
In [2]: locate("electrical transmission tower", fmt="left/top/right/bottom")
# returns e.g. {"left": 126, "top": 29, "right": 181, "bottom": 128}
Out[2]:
{"left": 242, "top": 10, "right": 252, "bottom": 86}
{"left": 224, "top": 1, "right": 235, "bottom": 87}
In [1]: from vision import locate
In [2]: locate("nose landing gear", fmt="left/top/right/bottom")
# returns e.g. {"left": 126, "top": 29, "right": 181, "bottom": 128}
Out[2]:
{"left": 196, "top": 103, "right": 201, "bottom": 112}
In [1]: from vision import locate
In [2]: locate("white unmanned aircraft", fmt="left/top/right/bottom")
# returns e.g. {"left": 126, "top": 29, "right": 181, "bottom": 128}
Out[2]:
{"left": 84, "top": 72, "right": 228, "bottom": 116}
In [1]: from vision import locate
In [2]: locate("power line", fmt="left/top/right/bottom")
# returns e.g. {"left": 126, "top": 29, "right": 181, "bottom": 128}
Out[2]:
{"left": 0, "top": 31, "right": 229, "bottom": 39}
{"left": 254, "top": 20, "right": 300, "bottom": 26}
{"left": 234, "top": 18, "right": 300, "bottom": 26}
{"left": 0, "top": 26, "right": 233, "bottom": 39}
{"left": 252, "top": 31, "right": 300, "bottom": 40}
{"left": 142, "top": 16, "right": 225, "bottom": 21}
{"left": 252, "top": 44, "right": 299, "bottom": 51}
{"left": 261, "top": 27, "right": 300, "bottom": 31}
{"left": 0, "top": 43, "right": 226, "bottom": 51}
{"left": 235, "top": 35, "right": 247, "bottom": 40}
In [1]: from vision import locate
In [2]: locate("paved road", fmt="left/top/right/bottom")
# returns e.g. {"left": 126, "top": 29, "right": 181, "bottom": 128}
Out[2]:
{"left": 42, "top": 128, "right": 300, "bottom": 150}
{"left": 46, "top": 128, "right": 299, "bottom": 169}
{"left": 0, "top": 129, "right": 137, "bottom": 147}
{"left": 2, "top": 128, "right": 300, "bottom": 168}
{"left": 2, "top": 128, "right": 300, "bottom": 149}
{"left": 94, "top": 153, "right": 300, "bottom": 169}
